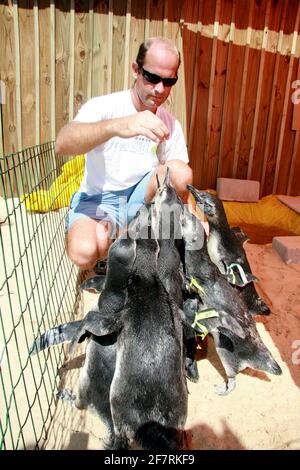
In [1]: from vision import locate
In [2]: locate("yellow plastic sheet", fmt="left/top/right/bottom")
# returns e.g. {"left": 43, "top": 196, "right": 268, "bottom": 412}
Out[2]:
{"left": 23, "top": 155, "right": 85, "bottom": 212}
{"left": 223, "top": 195, "right": 300, "bottom": 235}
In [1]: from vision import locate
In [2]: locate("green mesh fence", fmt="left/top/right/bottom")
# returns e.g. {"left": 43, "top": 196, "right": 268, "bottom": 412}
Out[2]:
{"left": 0, "top": 142, "right": 82, "bottom": 449}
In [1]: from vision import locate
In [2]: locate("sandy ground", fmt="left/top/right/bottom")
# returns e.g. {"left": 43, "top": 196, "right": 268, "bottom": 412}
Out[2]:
{"left": 42, "top": 240, "right": 300, "bottom": 451}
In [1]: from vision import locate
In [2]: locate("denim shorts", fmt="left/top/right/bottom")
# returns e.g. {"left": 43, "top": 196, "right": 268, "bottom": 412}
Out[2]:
{"left": 65, "top": 170, "right": 153, "bottom": 235}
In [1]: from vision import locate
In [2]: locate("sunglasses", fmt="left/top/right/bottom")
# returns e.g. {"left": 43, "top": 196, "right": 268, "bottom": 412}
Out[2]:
{"left": 140, "top": 67, "right": 178, "bottom": 87}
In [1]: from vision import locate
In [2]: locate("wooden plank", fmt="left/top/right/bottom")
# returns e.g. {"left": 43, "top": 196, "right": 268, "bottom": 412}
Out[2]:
{"left": 55, "top": 0, "right": 71, "bottom": 135}
{"left": 188, "top": 0, "right": 215, "bottom": 189}
{"left": 181, "top": 0, "right": 202, "bottom": 152}
{"left": 18, "top": 0, "right": 37, "bottom": 194}
{"left": 261, "top": 1, "right": 289, "bottom": 196}
{"left": 129, "top": 0, "right": 147, "bottom": 85}
{"left": 274, "top": 7, "right": 300, "bottom": 195}
{"left": 92, "top": 0, "right": 110, "bottom": 97}
{"left": 19, "top": 1, "right": 36, "bottom": 150}
{"left": 145, "top": 0, "right": 150, "bottom": 39}
{"left": 68, "top": 0, "right": 75, "bottom": 119}
{"left": 111, "top": 0, "right": 126, "bottom": 93}
{"left": 236, "top": 2, "right": 268, "bottom": 179}
{"left": 205, "top": 0, "right": 232, "bottom": 186}
{"left": 0, "top": 1, "right": 17, "bottom": 156}
{"left": 107, "top": 0, "right": 113, "bottom": 93}
{"left": 292, "top": 80, "right": 300, "bottom": 131}
{"left": 285, "top": 59, "right": 300, "bottom": 195}
{"left": 288, "top": 127, "right": 300, "bottom": 195}
{"left": 13, "top": 0, "right": 22, "bottom": 151}
{"left": 166, "top": 0, "right": 186, "bottom": 131}
{"left": 123, "top": 0, "right": 131, "bottom": 90}
{"left": 288, "top": 57, "right": 300, "bottom": 194}
{"left": 235, "top": 0, "right": 269, "bottom": 180}
{"left": 273, "top": 2, "right": 300, "bottom": 193}
{"left": 163, "top": 0, "right": 168, "bottom": 38}
{"left": 233, "top": 1, "right": 254, "bottom": 178}
{"left": 218, "top": 0, "right": 252, "bottom": 180}
{"left": 247, "top": 1, "right": 271, "bottom": 180}
{"left": 74, "top": 0, "right": 91, "bottom": 117}
{"left": 202, "top": 0, "right": 221, "bottom": 188}
{"left": 50, "top": 0, "right": 55, "bottom": 141}
{"left": 250, "top": 0, "right": 284, "bottom": 183}
{"left": 39, "top": 0, "right": 52, "bottom": 144}
{"left": 87, "top": 0, "right": 94, "bottom": 100}
{"left": 148, "top": 0, "right": 164, "bottom": 38}
{"left": 33, "top": 0, "right": 40, "bottom": 146}
{"left": 217, "top": 0, "right": 236, "bottom": 177}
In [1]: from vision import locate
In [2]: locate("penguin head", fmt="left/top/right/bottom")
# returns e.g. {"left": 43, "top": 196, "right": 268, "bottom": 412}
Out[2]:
{"left": 152, "top": 168, "right": 183, "bottom": 240}
{"left": 187, "top": 185, "right": 224, "bottom": 219}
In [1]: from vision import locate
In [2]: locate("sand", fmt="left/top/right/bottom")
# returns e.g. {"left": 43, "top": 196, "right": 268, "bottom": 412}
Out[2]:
{"left": 42, "top": 240, "right": 300, "bottom": 451}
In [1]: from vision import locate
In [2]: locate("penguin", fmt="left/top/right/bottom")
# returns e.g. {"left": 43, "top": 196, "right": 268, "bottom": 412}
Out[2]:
{"left": 29, "top": 213, "right": 142, "bottom": 448}
{"left": 151, "top": 168, "right": 199, "bottom": 383}
{"left": 187, "top": 185, "right": 270, "bottom": 316}
{"left": 71, "top": 182, "right": 187, "bottom": 450}
{"left": 181, "top": 209, "right": 282, "bottom": 395}
{"left": 31, "top": 184, "right": 188, "bottom": 450}
{"left": 67, "top": 234, "right": 187, "bottom": 449}
{"left": 106, "top": 235, "right": 188, "bottom": 449}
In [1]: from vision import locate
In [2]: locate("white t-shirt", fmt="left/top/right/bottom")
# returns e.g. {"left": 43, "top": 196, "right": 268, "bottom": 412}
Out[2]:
{"left": 73, "top": 89, "right": 189, "bottom": 193}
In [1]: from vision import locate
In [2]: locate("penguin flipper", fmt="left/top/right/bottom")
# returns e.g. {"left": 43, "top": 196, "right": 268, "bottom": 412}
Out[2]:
{"left": 80, "top": 275, "right": 106, "bottom": 292}
{"left": 214, "top": 377, "right": 236, "bottom": 395}
{"left": 218, "top": 311, "right": 246, "bottom": 339}
{"left": 68, "top": 308, "right": 123, "bottom": 357}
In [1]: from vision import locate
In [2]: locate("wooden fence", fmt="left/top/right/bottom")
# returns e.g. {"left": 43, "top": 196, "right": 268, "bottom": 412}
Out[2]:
{"left": 0, "top": 0, "right": 300, "bottom": 196}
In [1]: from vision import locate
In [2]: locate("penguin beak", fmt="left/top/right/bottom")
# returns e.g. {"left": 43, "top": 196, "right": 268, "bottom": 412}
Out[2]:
{"left": 162, "top": 166, "right": 170, "bottom": 187}
{"left": 187, "top": 184, "right": 203, "bottom": 203}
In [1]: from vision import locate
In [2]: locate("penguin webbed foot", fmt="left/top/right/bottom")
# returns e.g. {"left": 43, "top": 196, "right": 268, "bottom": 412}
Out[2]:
{"left": 214, "top": 377, "right": 236, "bottom": 395}
{"left": 56, "top": 388, "right": 77, "bottom": 406}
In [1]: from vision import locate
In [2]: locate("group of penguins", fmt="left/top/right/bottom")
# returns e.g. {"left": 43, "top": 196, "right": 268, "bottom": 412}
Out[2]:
{"left": 30, "top": 168, "right": 282, "bottom": 450}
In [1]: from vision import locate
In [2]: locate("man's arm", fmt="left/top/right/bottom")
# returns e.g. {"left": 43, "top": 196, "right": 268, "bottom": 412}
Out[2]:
{"left": 55, "top": 110, "right": 170, "bottom": 156}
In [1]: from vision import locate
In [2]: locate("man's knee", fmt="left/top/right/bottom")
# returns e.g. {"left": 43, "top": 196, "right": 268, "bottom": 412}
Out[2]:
{"left": 167, "top": 160, "right": 193, "bottom": 200}
{"left": 66, "top": 235, "right": 99, "bottom": 269}
{"left": 66, "top": 220, "right": 112, "bottom": 269}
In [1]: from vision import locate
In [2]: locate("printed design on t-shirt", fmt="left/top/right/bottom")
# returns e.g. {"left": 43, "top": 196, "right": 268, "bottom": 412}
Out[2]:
{"left": 114, "top": 136, "right": 158, "bottom": 156}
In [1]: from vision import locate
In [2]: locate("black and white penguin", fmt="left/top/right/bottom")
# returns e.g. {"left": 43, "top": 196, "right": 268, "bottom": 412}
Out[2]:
{"left": 187, "top": 185, "right": 270, "bottom": 316}
{"left": 181, "top": 209, "right": 282, "bottom": 395}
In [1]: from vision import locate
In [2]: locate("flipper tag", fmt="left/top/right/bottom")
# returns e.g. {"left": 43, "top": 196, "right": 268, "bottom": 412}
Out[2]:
{"left": 226, "top": 263, "right": 249, "bottom": 286}
{"left": 189, "top": 276, "right": 205, "bottom": 295}
{"left": 192, "top": 309, "right": 219, "bottom": 340}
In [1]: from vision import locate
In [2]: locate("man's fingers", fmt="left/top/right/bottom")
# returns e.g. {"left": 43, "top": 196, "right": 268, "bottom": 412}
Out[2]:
{"left": 141, "top": 127, "right": 164, "bottom": 143}
{"left": 120, "top": 111, "right": 169, "bottom": 142}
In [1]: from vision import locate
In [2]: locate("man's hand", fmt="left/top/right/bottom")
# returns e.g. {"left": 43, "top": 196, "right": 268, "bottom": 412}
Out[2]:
{"left": 116, "top": 110, "right": 169, "bottom": 143}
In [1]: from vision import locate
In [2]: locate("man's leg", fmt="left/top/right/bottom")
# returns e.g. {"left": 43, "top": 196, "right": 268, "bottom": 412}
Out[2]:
{"left": 144, "top": 159, "right": 193, "bottom": 204}
{"left": 66, "top": 218, "right": 113, "bottom": 270}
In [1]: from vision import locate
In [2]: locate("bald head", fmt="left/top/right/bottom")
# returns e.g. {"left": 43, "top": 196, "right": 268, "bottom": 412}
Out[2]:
{"left": 135, "top": 37, "right": 181, "bottom": 70}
